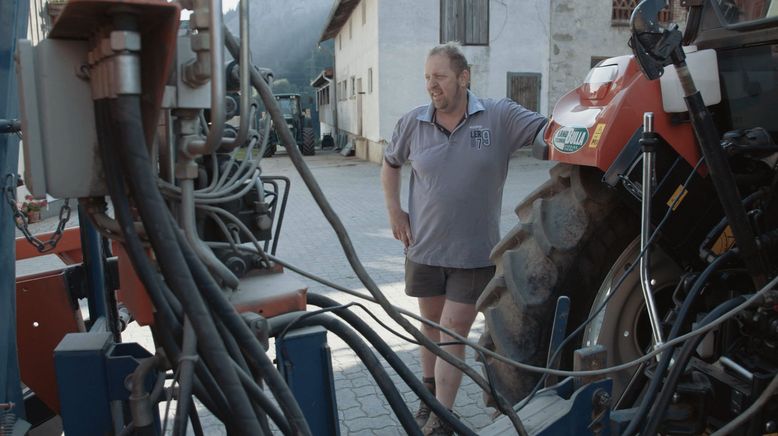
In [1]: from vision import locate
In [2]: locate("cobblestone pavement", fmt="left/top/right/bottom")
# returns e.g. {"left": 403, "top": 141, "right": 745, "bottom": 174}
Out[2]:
{"left": 16, "top": 149, "right": 555, "bottom": 435}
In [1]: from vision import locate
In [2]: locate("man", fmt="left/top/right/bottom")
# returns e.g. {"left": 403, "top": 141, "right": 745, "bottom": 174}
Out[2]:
{"left": 381, "top": 42, "right": 547, "bottom": 435}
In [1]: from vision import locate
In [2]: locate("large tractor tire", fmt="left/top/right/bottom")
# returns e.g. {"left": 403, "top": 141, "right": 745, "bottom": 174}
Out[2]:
{"left": 476, "top": 163, "right": 638, "bottom": 406}
{"left": 258, "top": 130, "right": 276, "bottom": 158}
{"left": 301, "top": 127, "right": 316, "bottom": 156}
{"left": 263, "top": 143, "right": 277, "bottom": 158}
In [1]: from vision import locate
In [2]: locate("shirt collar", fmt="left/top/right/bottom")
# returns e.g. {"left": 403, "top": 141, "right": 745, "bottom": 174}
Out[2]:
{"left": 417, "top": 90, "right": 485, "bottom": 122}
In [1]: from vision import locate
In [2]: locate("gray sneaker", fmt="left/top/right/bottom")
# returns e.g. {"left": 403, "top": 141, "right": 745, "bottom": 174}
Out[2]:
{"left": 421, "top": 413, "right": 453, "bottom": 436}
{"left": 415, "top": 403, "right": 432, "bottom": 428}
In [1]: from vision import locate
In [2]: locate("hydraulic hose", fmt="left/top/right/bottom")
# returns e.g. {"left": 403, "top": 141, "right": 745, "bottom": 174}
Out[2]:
{"left": 172, "top": 318, "right": 197, "bottom": 436}
{"left": 621, "top": 250, "right": 737, "bottom": 436}
{"left": 129, "top": 353, "right": 166, "bottom": 435}
{"left": 95, "top": 97, "right": 241, "bottom": 425}
{"left": 269, "top": 312, "right": 422, "bottom": 436}
{"left": 180, "top": 177, "right": 240, "bottom": 288}
{"left": 111, "top": 95, "right": 261, "bottom": 434}
{"left": 94, "top": 99, "right": 179, "bottom": 340}
{"left": 232, "top": 362, "right": 293, "bottom": 435}
{"left": 171, "top": 226, "right": 311, "bottom": 435}
{"left": 641, "top": 295, "right": 748, "bottom": 435}
{"left": 211, "top": 314, "right": 275, "bottom": 434}
{"left": 306, "top": 293, "right": 477, "bottom": 436}
{"left": 224, "top": 28, "right": 528, "bottom": 436}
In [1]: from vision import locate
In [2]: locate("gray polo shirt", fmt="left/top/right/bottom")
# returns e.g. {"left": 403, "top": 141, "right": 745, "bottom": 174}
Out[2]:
{"left": 385, "top": 91, "right": 547, "bottom": 268}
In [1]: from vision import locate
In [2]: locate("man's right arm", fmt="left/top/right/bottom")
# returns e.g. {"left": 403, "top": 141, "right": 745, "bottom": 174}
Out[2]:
{"left": 381, "top": 159, "right": 412, "bottom": 248}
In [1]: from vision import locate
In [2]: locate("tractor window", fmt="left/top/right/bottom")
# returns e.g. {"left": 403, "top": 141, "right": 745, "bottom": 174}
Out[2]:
{"left": 715, "top": 43, "right": 778, "bottom": 141}
{"left": 275, "top": 98, "right": 299, "bottom": 117}
{"left": 712, "top": 0, "right": 778, "bottom": 24}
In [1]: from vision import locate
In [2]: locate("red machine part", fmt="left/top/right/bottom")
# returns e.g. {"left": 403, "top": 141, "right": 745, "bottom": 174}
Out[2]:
{"left": 544, "top": 55, "right": 701, "bottom": 171}
{"left": 15, "top": 227, "right": 82, "bottom": 264}
{"left": 16, "top": 227, "right": 307, "bottom": 413}
{"left": 15, "top": 228, "right": 87, "bottom": 413}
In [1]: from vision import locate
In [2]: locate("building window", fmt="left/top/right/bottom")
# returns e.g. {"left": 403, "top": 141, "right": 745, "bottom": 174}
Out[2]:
{"left": 362, "top": 0, "right": 367, "bottom": 25}
{"left": 338, "top": 33, "right": 342, "bottom": 50}
{"left": 367, "top": 68, "right": 373, "bottom": 94}
{"left": 350, "top": 76, "right": 355, "bottom": 97}
{"left": 507, "top": 72, "right": 541, "bottom": 113}
{"left": 612, "top": 0, "right": 672, "bottom": 26}
{"left": 440, "top": 0, "right": 489, "bottom": 45}
{"left": 349, "top": 19, "right": 353, "bottom": 39}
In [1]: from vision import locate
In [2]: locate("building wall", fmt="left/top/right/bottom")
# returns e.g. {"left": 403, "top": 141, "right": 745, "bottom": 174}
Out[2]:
{"left": 548, "top": 0, "right": 688, "bottom": 112}
{"left": 334, "top": 0, "right": 380, "bottom": 144}
{"left": 317, "top": 83, "right": 334, "bottom": 128}
{"left": 376, "top": 0, "right": 551, "bottom": 150}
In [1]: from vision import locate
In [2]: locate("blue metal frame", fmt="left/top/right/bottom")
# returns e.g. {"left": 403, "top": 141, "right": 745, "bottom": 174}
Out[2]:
{"left": 276, "top": 325, "right": 340, "bottom": 436}
{"left": 1, "top": 0, "right": 30, "bottom": 421}
{"left": 78, "top": 205, "right": 110, "bottom": 330}
{"left": 54, "top": 331, "right": 158, "bottom": 435}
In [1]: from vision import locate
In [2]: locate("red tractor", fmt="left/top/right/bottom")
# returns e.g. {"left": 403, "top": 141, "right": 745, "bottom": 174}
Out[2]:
{"left": 479, "top": 0, "right": 778, "bottom": 433}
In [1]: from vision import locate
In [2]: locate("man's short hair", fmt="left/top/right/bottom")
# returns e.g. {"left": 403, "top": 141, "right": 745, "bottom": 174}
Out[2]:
{"left": 428, "top": 42, "right": 469, "bottom": 77}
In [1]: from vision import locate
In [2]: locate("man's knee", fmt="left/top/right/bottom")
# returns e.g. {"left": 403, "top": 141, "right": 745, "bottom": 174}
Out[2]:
{"left": 439, "top": 313, "right": 475, "bottom": 337}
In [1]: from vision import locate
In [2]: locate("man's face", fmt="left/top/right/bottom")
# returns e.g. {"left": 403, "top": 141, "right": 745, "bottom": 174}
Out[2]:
{"left": 424, "top": 54, "right": 468, "bottom": 114}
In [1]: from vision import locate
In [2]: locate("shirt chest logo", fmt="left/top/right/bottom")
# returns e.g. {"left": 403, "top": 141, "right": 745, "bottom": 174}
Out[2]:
{"left": 469, "top": 127, "right": 492, "bottom": 149}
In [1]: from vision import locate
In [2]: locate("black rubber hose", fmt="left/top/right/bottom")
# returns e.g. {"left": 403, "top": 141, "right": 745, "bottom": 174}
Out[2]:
{"left": 641, "top": 295, "right": 748, "bottom": 435}
{"left": 621, "top": 250, "right": 737, "bottom": 435}
{"left": 306, "top": 293, "right": 476, "bottom": 436}
{"left": 224, "top": 28, "right": 527, "bottom": 436}
{"left": 111, "top": 96, "right": 261, "bottom": 434}
{"left": 172, "top": 318, "right": 197, "bottom": 436}
{"left": 97, "top": 99, "right": 235, "bottom": 425}
{"left": 232, "top": 362, "right": 293, "bottom": 435}
{"left": 96, "top": 99, "right": 235, "bottom": 426}
{"left": 211, "top": 314, "right": 275, "bottom": 434}
{"left": 189, "top": 403, "right": 205, "bottom": 436}
{"left": 171, "top": 225, "right": 311, "bottom": 436}
{"left": 213, "top": 315, "right": 252, "bottom": 378}
{"left": 94, "top": 99, "right": 179, "bottom": 341}
{"left": 269, "top": 312, "right": 422, "bottom": 436}
{"left": 97, "top": 98, "right": 233, "bottom": 426}
{"left": 148, "top": 295, "right": 233, "bottom": 424}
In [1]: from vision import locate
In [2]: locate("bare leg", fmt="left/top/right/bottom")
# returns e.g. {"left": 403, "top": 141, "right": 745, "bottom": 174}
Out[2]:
{"left": 418, "top": 295, "right": 446, "bottom": 380}
{"left": 434, "top": 299, "right": 478, "bottom": 409}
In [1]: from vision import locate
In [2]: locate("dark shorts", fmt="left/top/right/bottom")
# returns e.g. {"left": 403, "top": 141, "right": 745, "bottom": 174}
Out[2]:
{"left": 404, "top": 259, "right": 496, "bottom": 305}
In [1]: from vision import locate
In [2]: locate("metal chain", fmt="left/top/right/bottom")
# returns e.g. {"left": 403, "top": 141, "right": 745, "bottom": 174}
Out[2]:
{"left": 4, "top": 173, "right": 72, "bottom": 253}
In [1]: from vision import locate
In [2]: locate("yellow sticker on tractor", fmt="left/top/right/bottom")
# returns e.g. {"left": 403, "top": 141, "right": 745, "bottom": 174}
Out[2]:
{"left": 712, "top": 226, "right": 736, "bottom": 255}
{"left": 589, "top": 123, "right": 606, "bottom": 148}
{"left": 666, "top": 185, "right": 688, "bottom": 211}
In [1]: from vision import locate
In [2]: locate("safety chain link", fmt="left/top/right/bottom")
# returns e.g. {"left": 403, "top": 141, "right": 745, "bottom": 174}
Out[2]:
{"left": 4, "top": 173, "right": 72, "bottom": 253}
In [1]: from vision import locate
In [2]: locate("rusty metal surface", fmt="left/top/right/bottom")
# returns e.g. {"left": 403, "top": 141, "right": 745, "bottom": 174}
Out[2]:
{"left": 16, "top": 273, "right": 84, "bottom": 413}
{"left": 48, "top": 0, "right": 180, "bottom": 148}
{"left": 231, "top": 271, "right": 308, "bottom": 318}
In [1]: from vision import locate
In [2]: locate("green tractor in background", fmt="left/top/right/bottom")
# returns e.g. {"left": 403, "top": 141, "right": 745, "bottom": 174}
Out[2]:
{"left": 224, "top": 62, "right": 316, "bottom": 158}
{"left": 262, "top": 93, "right": 315, "bottom": 157}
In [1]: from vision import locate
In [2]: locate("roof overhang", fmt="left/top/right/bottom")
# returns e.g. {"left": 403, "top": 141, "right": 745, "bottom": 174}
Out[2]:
{"left": 310, "top": 68, "right": 334, "bottom": 88}
{"left": 319, "top": 0, "right": 361, "bottom": 42}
